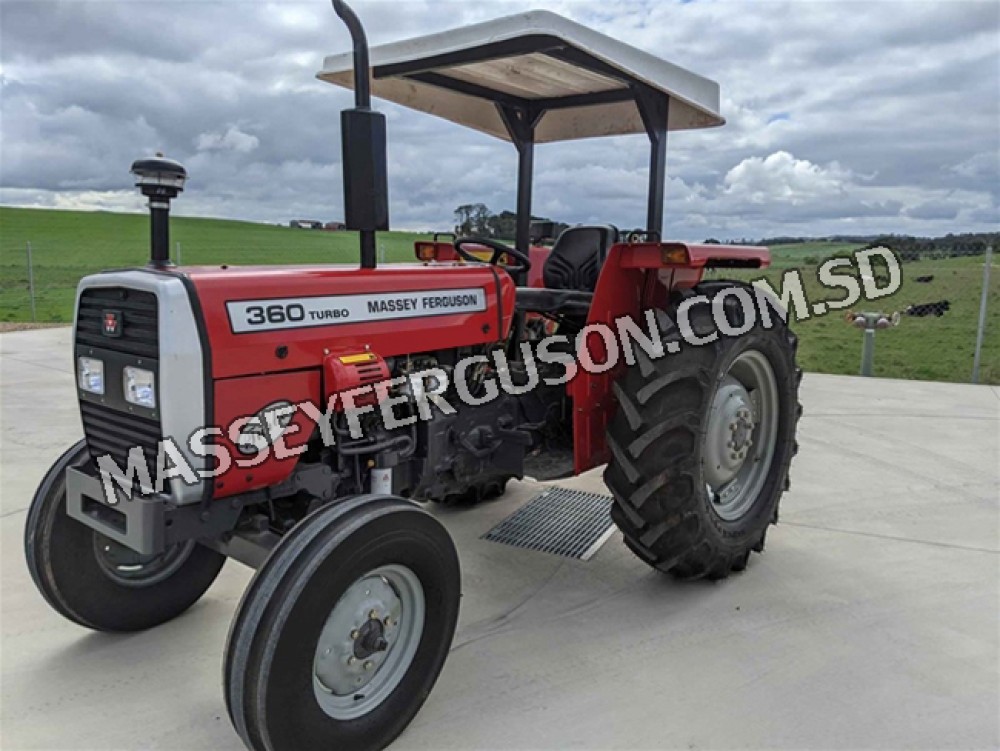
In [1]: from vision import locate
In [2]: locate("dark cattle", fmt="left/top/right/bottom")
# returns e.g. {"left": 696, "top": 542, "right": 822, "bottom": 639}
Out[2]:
{"left": 914, "top": 275, "right": 935, "bottom": 283}
{"left": 905, "top": 300, "right": 950, "bottom": 317}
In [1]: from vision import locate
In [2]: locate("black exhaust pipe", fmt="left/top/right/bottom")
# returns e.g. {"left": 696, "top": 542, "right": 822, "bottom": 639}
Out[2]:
{"left": 131, "top": 154, "right": 187, "bottom": 268}
{"left": 331, "top": 0, "right": 388, "bottom": 269}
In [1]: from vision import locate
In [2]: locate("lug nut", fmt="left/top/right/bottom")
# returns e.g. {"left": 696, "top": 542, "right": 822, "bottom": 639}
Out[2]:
{"left": 384, "top": 616, "right": 392, "bottom": 626}
{"left": 350, "top": 629, "right": 360, "bottom": 639}
{"left": 369, "top": 610, "right": 378, "bottom": 619}
{"left": 364, "top": 660, "right": 373, "bottom": 671}
{"left": 347, "top": 656, "right": 356, "bottom": 665}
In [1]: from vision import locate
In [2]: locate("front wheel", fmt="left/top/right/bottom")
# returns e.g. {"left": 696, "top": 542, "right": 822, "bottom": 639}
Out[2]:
{"left": 224, "top": 495, "right": 461, "bottom": 751}
{"left": 24, "top": 440, "right": 226, "bottom": 631}
{"left": 605, "top": 281, "right": 802, "bottom": 580}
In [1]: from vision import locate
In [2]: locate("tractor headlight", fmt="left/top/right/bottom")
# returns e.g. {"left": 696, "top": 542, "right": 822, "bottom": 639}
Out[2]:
{"left": 123, "top": 366, "right": 156, "bottom": 409}
{"left": 77, "top": 357, "right": 105, "bottom": 395}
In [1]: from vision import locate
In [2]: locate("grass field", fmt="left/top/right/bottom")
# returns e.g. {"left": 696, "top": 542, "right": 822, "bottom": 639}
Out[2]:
{"left": 2, "top": 206, "right": 996, "bottom": 383}
{"left": 0, "top": 207, "right": 428, "bottom": 322}
{"left": 705, "top": 252, "right": 999, "bottom": 385}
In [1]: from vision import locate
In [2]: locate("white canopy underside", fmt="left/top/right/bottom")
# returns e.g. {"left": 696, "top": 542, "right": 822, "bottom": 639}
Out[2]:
{"left": 318, "top": 10, "right": 724, "bottom": 143}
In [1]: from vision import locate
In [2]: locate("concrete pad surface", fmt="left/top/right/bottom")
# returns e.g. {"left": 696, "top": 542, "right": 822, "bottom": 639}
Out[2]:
{"left": 1, "top": 328, "right": 998, "bottom": 750}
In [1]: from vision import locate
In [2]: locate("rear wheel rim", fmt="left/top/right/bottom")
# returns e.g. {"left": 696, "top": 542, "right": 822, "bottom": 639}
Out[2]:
{"left": 312, "top": 564, "right": 425, "bottom": 720}
{"left": 702, "top": 349, "right": 779, "bottom": 521}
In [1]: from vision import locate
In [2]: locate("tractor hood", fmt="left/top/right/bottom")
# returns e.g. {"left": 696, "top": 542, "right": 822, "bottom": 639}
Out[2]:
{"left": 182, "top": 263, "right": 515, "bottom": 379}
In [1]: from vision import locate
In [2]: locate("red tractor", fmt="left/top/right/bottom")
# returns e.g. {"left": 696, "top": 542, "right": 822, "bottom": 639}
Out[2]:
{"left": 25, "top": 3, "right": 800, "bottom": 749}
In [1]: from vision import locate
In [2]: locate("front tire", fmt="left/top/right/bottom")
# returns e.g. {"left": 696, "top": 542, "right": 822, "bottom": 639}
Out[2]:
{"left": 605, "top": 281, "right": 802, "bottom": 580}
{"left": 24, "top": 440, "right": 227, "bottom": 631}
{"left": 225, "top": 495, "right": 461, "bottom": 751}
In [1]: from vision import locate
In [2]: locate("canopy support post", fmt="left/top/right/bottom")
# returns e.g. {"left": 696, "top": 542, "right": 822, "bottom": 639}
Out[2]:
{"left": 497, "top": 104, "right": 544, "bottom": 358}
{"left": 633, "top": 84, "right": 670, "bottom": 238}
{"left": 497, "top": 104, "right": 544, "bottom": 259}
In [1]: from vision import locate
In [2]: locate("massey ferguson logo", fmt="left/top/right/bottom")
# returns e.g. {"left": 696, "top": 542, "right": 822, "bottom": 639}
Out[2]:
{"left": 102, "top": 310, "right": 122, "bottom": 337}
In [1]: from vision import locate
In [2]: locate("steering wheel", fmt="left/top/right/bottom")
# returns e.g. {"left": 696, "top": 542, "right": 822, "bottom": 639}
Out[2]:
{"left": 453, "top": 237, "right": 531, "bottom": 278}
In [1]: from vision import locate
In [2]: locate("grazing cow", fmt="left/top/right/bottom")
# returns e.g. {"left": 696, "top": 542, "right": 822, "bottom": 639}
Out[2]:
{"left": 914, "top": 275, "right": 935, "bottom": 283}
{"left": 905, "top": 300, "right": 950, "bottom": 317}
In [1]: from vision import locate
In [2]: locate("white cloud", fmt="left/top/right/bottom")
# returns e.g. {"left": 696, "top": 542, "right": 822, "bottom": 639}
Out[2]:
{"left": 723, "top": 151, "right": 851, "bottom": 205}
{"left": 195, "top": 125, "right": 259, "bottom": 153}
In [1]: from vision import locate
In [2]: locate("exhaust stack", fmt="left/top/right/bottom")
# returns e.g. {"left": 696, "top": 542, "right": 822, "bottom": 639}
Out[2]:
{"left": 331, "top": 0, "right": 388, "bottom": 269}
{"left": 131, "top": 154, "right": 187, "bottom": 268}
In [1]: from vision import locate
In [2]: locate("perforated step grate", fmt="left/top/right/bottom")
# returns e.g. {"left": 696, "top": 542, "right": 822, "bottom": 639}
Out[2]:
{"left": 482, "top": 487, "right": 616, "bottom": 561}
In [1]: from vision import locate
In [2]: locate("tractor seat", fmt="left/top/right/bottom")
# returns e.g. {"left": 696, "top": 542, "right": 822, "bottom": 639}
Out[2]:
{"left": 516, "top": 225, "right": 617, "bottom": 314}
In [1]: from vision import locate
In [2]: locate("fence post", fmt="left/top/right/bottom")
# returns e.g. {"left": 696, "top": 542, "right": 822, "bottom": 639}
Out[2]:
{"left": 26, "top": 241, "right": 37, "bottom": 322}
{"left": 972, "top": 244, "right": 993, "bottom": 384}
{"left": 860, "top": 328, "right": 875, "bottom": 376}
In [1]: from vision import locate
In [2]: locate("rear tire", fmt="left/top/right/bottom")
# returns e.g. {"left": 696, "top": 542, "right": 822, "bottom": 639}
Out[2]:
{"left": 604, "top": 281, "right": 801, "bottom": 580}
{"left": 24, "top": 440, "right": 226, "bottom": 631}
{"left": 225, "top": 495, "right": 460, "bottom": 751}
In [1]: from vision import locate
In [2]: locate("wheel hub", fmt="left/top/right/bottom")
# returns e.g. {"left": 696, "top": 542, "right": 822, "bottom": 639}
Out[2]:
{"left": 312, "top": 564, "right": 425, "bottom": 720}
{"left": 700, "top": 350, "right": 780, "bottom": 522}
{"left": 704, "top": 375, "right": 756, "bottom": 488}
{"left": 314, "top": 574, "right": 402, "bottom": 696}
{"left": 353, "top": 616, "right": 389, "bottom": 659}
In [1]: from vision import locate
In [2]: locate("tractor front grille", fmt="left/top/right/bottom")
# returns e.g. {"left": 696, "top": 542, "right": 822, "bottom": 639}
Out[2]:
{"left": 76, "top": 286, "right": 161, "bottom": 481}
{"left": 76, "top": 286, "right": 159, "bottom": 358}
{"left": 80, "top": 401, "right": 161, "bottom": 479}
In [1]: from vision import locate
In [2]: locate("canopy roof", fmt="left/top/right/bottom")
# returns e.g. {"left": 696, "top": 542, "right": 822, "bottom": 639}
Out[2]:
{"left": 318, "top": 10, "right": 724, "bottom": 144}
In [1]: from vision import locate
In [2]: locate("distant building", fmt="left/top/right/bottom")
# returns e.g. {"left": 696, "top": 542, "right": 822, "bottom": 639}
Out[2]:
{"left": 289, "top": 219, "right": 323, "bottom": 229}
{"left": 324, "top": 221, "right": 346, "bottom": 231}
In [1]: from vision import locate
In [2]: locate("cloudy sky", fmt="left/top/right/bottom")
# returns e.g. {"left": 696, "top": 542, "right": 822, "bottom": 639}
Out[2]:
{"left": 1, "top": 0, "right": 997, "bottom": 240}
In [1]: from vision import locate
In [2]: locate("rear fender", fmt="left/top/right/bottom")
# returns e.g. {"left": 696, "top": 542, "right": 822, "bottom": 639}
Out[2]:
{"left": 569, "top": 242, "right": 770, "bottom": 473}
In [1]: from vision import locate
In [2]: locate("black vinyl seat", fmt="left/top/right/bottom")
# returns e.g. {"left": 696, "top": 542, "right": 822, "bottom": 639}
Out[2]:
{"left": 516, "top": 225, "right": 617, "bottom": 314}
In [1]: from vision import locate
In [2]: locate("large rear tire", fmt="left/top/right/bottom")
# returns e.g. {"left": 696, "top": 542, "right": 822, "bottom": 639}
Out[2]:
{"left": 604, "top": 281, "right": 802, "bottom": 580}
{"left": 225, "top": 495, "right": 460, "bottom": 751}
{"left": 24, "top": 440, "right": 227, "bottom": 631}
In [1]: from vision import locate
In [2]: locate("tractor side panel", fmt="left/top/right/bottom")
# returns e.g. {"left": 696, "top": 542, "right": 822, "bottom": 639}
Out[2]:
{"left": 213, "top": 370, "right": 321, "bottom": 497}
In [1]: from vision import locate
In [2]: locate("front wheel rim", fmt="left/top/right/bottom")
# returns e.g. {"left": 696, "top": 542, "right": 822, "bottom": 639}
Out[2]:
{"left": 702, "top": 349, "right": 780, "bottom": 521}
{"left": 92, "top": 535, "right": 195, "bottom": 587}
{"left": 312, "top": 564, "right": 425, "bottom": 720}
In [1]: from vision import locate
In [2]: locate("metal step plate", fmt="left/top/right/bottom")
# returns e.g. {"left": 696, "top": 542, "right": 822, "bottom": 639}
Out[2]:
{"left": 482, "top": 487, "right": 615, "bottom": 561}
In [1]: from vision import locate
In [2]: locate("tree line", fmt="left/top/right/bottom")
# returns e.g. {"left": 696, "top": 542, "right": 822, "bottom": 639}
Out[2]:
{"left": 453, "top": 204, "right": 568, "bottom": 240}
{"left": 861, "top": 232, "right": 998, "bottom": 261}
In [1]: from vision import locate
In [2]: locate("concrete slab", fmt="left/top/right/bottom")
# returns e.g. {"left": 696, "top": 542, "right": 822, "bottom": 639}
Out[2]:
{"left": 2, "top": 328, "right": 998, "bottom": 750}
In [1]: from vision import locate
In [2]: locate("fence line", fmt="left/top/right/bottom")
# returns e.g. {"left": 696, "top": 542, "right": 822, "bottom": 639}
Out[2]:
{"left": 25, "top": 241, "right": 37, "bottom": 322}
{"left": 972, "top": 244, "right": 993, "bottom": 384}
